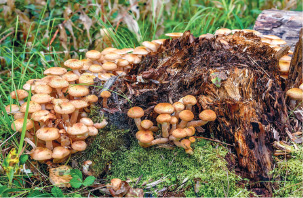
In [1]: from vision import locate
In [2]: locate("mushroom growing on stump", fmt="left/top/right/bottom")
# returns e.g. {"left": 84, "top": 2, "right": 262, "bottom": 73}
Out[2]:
{"left": 154, "top": 103, "right": 174, "bottom": 115}
{"left": 187, "top": 109, "right": 217, "bottom": 127}
{"left": 100, "top": 91, "right": 111, "bottom": 108}
{"left": 173, "top": 102, "right": 185, "bottom": 119}
{"left": 183, "top": 95, "right": 197, "bottom": 111}
{"left": 177, "top": 110, "right": 194, "bottom": 128}
{"left": 156, "top": 114, "right": 171, "bottom": 138}
{"left": 86, "top": 50, "right": 102, "bottom": 61}
{"left": 127, "top": 107, "right": 145, "bottom": 130}
{"left": 36, "top": 127, "right": 60, "bottom": 150}
{"left": 165, "top": 32, "right": 183, "bottom": 39}
{"left": 140, "top": 120, "right": 158, "bottom": 132}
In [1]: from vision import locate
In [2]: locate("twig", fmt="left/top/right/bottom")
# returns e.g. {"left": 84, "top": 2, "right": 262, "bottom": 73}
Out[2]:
{"left": 194, "top": 136, "right": 234, "bottom": 147}
{"left": 0, "top": 131, "right": 18, "bottom": 147}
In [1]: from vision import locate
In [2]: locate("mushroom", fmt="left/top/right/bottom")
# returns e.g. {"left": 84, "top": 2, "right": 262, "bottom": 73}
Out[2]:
{"left": 31, "top": 110, "right": 56, "bottom": 127}
{"left": 88, "top": 126, "right": 98, "bottom": 136}
{"left": 152, "top": 39, "right": 166, "bottom": 45}
{"left": 64, "top": 59, "right": 83, "bottom": 76}
{"left": 181, "top": 139, "right": 193, "bottom": 155}
{"left": 173, "top": 102, "right": 185, "bottom": 119}
{"left": 20, "top": 101, "right": 42, "bottom": 116}
{"left": 123, "top": 54, "right": 141, "bottom": 64}
{"left": 34, "top": 84, "right": 53, "bottom": 94}
{"left": 142, "top": 41, "right": 159, "bottom": 52}
{"left": 299, "top": 83, "right": 303, "bottom": 90}
{"left": 109, "top": 178, "right": 122, "bottom": 191}
{"left": 86, "top": 50, "right": 102, "bottom": 61}
{"left": 69, "top": 100, "right": 89, "bottom": 124}
{"left": 127, "top": 107, "right": 145, "bottom": 130}
{"left": 62, "top": 71, "right": 79, "bottom": 84}
{"left": 11, "top": 118, "right": 34, "bottom": 132}
{"left": 183, "top": 95, "right": 197, "bottom": 111}
{"left": 5, "top": 104, "right": 19, "bottom": 114}
{"left": 54, "top": 102, "right": 75, "bottom": 126}
{"left": 104, "top": 52, "right": 122, "bottom": 61}
{"left": 156, "top": 114, "right": 171, "bottom": 138}
{"left": 154, "top": 103, "right": 175, "bottom": 115}
{"left": 71, "top": 141, "right": 87, "bottom": 153}
{"left": 10, "top": 89, "right": 28, "bottom": 105}
{"left": 102, "top": 62, "right": 117, "bottom": 73}
{"left": 80, "top": 117, "right": 94, "bottom": 126}
{"left": 82, "top": 160, "right": 93, "bottom": 176}
{"left": 100, "top": 91, "right": 111, "bottom": 108}
{"left": 132, "top": 47, "right": 149, "bottom": 57}
{"left": 165, "top": 32, "right": 183, "bottom": 39}
{"left": 79, "top": 73, "right": 95, "bottom": 86}
{"left": 170, "top": 116, "right": 178, "bottom": 134}
{"left": 14, "top": 112, "right": 25, "bottom": 120}
{"left": 67, "top": 123, "right": 89, "bottom": 141}
{"left": 68, "top": 85, "right": 90, "bottom": 99}
{"left": 52, "top": 146, "right": 71, "bottom": 163}
{"left": 94, "top": 119, "right": 108, "bottom": 129}
{"left": 140, "top": 120, "right": 158, "bottom": 132}
{"left": 116, "top": 59, "right": 129, "bottom": 71}
{"left": 88, "top": 64, "right": 103, "bottom": 76}
{"left": 151, "top": 138, "right": 169, "bottom": 145}
{"left": 286, "top": 88, "right": 303, "bottom": 109}
{"left": 136, "top": 130, "right": 154, "bottom": 148}
{"left": 177, "top": 110, "right": 194, "bottom": 128}
{"left": 214, "top": 28, "right": 232, "bottom": 35}
{"left": 36, "top": 127, "right": 60, "bottom": 150}
{"left": 49, "top": 77, "right": 69, "bottom": 99}
{"left": 30, "top": 147, "right": 53, "bottom": 161}
{"left": 31, "top": 94, "right": 52, "bottom": 110}
{"left": 187, "top": 109, "right": 217, "bottom": 127}
{"left": 44, "top": 67, "right": 67, "bottom": 76}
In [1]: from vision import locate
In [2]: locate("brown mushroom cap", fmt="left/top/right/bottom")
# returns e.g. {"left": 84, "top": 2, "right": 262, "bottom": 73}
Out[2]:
{"left": 136, "top": 130, "right": 154, "bottom": 143}
{"left": 71, "top": 141, "right": 87, "bottom": 151}
{"left": 181, "top": 139, "right": 192, "bottom": 149}
{"left": 165, "top": 32, "right": 183, "bottom": 38}
{"left": 68, "top": 85, "right": 89, "bottom": 97}
{"left": 173, "top": 102, "right": 185, "bottom": 111}
{"left": 64, "top": 59, "right": 83, "bottom": 70}
{"left": 154, "top": 103, "right": 174, "bottom": 114}
{"left": 214, "top": 28, "right": 232, "bottom": 35}
{"left": 98, "top": 73, "right": 115, "bottom": 81}
{"left": 279, "top": 61, "right": 290, "bottom": 73}
{"left": 286, "top": 88, "right": 303, "bottom": 100}
{"left": 49, "top": 77, "right": 69, "bottom": 89}
{"left": 100, "top": 91, "right": 111, "bottom": 98}
{"left": 102, "top": 62, "right": 117, "bottom": 71}
{"left": 123, "top": 54, "right": 141, "bottom": 64}
{"left": 79, "top": 74, "right": 95, "bottom": 85}
{"left": 44, "top": 67, "right": 67, "bottom": 76}
{"left": 152, "top": 39, "right": 166, "bottom": 45}
{"left": 86, "top": 50, "right": 102, "bottom": 60}
{"left": 101, "top": 47, "right": 117, "bottom": 55}
{"left": 133, "top": 47, "right": 149, "bottom": 55}
{"left": 141, "top": 120, "right": 153, "bottom": 129}
{"left": 88, "top": 64, "right": 102, "bottom": 73}
{"left": 62, "top": 71, "right": 79, "bottom": 82}
{"left": 199, "top": 109, "right": 217, "bottom": 122}
{"left": 11, "top": 118, "right": 34, "bottom": 132}
{"left": 116, "top": 59, "right": 129, "bottom": 67}
{"left": 52, "top": 98, "right": 69, "bottom": 105}
{"left": 31, "top": 94, "right": 52, "bottom": 104}
{"left": 127, "top": 107, "right": 144, "bottom": 118}
{"left": 170, "top": 116, "right": 178, "bottom": 124}
{"left": 70, "top": 100, "right": 89, "bottom": 109}
{"left": 156, "top": 114, "right": 172, "bottom": 123}
{"left": 80, "top": 118, "right": 94, "bottom": 126}
{"left": 110, "top": 178, "right": 122, "bottom": 191}
{"left": 54, "top": 102, "right": 75, "bottom": 114}
{"left": 67, "top": 123, "right": 88, "bottom": 135}
{"left": 104, "top": 52, "right": 122, "bottom": 60}
{"left": 34, "top": 84, "right": 53, "bottom": 94}
{"left": 31, "top": 110, "right": 56, "bottom": 122}
{"left": 172, "top": 128, "right": 187, "bottom": 139}
{"left": 5, "top": 104, "right": 19, "bottom": 113}
{"left": 10, "top": 89, "right": 28, "bottom": 100}
{"left": 36, "top": 127, "right": 60, "bottom": 141}
{"left": 20, "top": 101, "right": 42, "bottom": 113}
{"left": 83, "top": 95, "right": 98, "bottom": 103}
{"left": 179, "top": 110, "right": 194, "bottom": 121}
{"left": 280, "top": 55, "right": 292, "bottom": 62}
{"left": 30, "top": 147, "right": 52, "bottom": 161}
{"left": 142, "top": 41, "right": 159, "bottom": 52}
{"left": 183, "top": 95, "right": 197, "bottom": 106}
{"left": 52, "top": 146, "right": 71, "bottom": 159}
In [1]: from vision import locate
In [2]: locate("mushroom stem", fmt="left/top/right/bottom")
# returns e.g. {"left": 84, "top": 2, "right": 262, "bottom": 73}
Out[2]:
{"left": 170, "top": 124, "right": 177, "bottom": 134}
{"left": 161, "top": 122, "right": 170, "bottom": 138}
{"left": 56, "top": 88, "right": 65, "bottom": 99}
{"left": 151, "top": 138, "right": 168, "bottom": 145}
{"left": 94, "top": 119, "right": 108, "bottom": 129}
{"left": 103, "top": 98, "right": 108, "bottom": 108}
{"left": 19, "top": 100, "right": 25, "bottom": 105}
{"left": 173, "top": 140, "right": 183, "bottom": 148}
{"left": 73, "top": 70, "right": 81, "bottom": 76}
{"left": 178, "top": 120, "right": 188, "bottom": 128}
{"left": 185, "top": 149, "right": 194, "bottom": 155}
{"left": 185, "top": 105, "right": 193, "bottom": 111}
{"left": 62, "top": 114, "right": 70, "bottom": 126}
{"left": 45, "top": 140, "right": 53, "bottom": 150}
{"left": 41, "top": 104, "right": 46, "bottom": 110}
{"left": 187, "top": 120, "right": 208, "bottom": 127}
{"left": 70, "top": 109, "right": 79, "bottom": 125}
{"left": 24, "top": 137, "right": 36, "bottom": 149}
{"left": 134, "top": 118, "right": 143, "bottom": 130}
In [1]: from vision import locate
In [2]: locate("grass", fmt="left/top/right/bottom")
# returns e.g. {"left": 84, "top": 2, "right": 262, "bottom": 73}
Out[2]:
{"left": 0, "top": 0, "right": 302, "bottom": 197}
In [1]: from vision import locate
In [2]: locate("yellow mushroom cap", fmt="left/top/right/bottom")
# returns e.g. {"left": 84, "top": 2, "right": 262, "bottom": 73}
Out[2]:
{"left": 154, "top": 103, "right": 174, "bottom": 114}
{"left": 165, "top": 32, "right": 183, "bottom": 38}
{"left": 64, "top": 59, "right": 83, "bottom": 70}
{"left": 286, "top": 88, "right": 303, "bottom": 100}
{"left": 136, "top": 130, "right": 154, "bottom": 143}
{"left": 127, "top": 107, "right": 144, "bottom": 118}
{"left": 199, "top": 109, "right": 217, "bottom": 122}
{"left": 86, "top": 50, "right": 102, "bottom": 60}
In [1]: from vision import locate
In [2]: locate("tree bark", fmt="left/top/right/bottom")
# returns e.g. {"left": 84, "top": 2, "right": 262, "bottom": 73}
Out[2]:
{"left": 254, "top": 9, "right": 303, "bottom": 50}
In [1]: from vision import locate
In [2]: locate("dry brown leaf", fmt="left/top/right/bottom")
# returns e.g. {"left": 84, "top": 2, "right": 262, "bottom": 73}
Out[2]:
{"left": 59, "top": 24, "right": 68, "bottom": 51}
{"left": 79, "top": 10, "right": 93, "bottom": 44}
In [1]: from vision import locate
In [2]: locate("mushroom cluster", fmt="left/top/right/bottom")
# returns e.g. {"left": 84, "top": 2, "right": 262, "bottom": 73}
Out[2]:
{"left": 6, "top": 66, "right": 109, "bottom": 164}
{"left": 212, "top": 28, "right": 293, "bottom": 79}
{"left": 127, "top": 95, "right": 216, "bottom": 154}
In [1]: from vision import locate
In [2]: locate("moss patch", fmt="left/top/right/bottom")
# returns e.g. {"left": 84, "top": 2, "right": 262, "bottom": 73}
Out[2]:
{"left": 108, "top": 139, "right": 251, "bottom": 197}
{"left": 272, "top": 147, "right": 303, "bottom": 197}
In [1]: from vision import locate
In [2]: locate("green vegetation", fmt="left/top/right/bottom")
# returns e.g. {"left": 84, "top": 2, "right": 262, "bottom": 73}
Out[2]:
{"left": 0, "top": 0, "right": 302, "bottom": 197}
{"left": 109, "top": 139, "right": 251, "bottom": 197}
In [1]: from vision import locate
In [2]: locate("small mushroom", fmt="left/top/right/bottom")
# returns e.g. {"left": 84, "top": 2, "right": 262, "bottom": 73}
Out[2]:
{"left": 177, "top": 110, "right": 194, "bottom": 128}
{"left": 36, "top": 127, "right": 60, "bottom": 150}
{"left": 136, "top": 130, "right": 154, "bottom": 148}
{"left": 286, "top": 88, "right": 303, "bottom": 109}
{"left": 127, "top": 107, "right": 145, "bottom": 130}
{"left": 52, "top": 146, "right": 71, "bottom": 163}
{"left": 100, "top": 91, "right": 111, "bottom": 108}
{"left": 94, "top": 119, "right": 108, "bottom": 129}
{"left": 187, "top": 109, "right": 217, "bottom": 127}
{"left": 156, "top": 114, "right": 171, "bottom": 138}
{"left": 183, "top": 95, "right": 197, "bottom": 111}
{"left": 10, "top": 90, "right": 28, "bottom": 105}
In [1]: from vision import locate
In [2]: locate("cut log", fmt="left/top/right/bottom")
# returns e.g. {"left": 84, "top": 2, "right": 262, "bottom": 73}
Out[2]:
{"left": 254, "top": 9, "right": 303, "bottom": 50}
{"left": 92, "top": 31, "right": 298, "bottom": 195}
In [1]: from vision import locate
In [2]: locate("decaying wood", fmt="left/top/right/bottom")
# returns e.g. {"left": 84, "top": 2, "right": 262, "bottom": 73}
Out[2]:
{"left": 95, "top": 31, "right": 300, "bottom": 195}
{"left": 254, "top": 9, "right": 303, "bottom": 50}
{"left": 286, "top": 28, "right": 303, "bottom": 89}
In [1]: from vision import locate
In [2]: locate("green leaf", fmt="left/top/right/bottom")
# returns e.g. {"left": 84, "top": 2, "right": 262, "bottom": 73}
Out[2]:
{"left": 27, "top": 190, "right": 51, "bottom": 197}
{"left": 82, "top": 176, "right": 96, "bottom": 187}
{"left": 51, "top": 186, "right": 64, "bottom": 197}
{"left": 70, "top": 169, "right": 83, "bottom": 180}
{"left": 19, "top": 155, "right": 28, "bottom": 165}
{"left": 70, "top": 177, "right": 83, "bottom": 189}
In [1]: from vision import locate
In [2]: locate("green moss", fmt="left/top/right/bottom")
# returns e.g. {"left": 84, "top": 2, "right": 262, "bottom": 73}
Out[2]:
{"left": 272, "top": 147, "right": 303, "bottom": 197}
{"left": 109, "top": 139, "right": 251, "bottom": 197}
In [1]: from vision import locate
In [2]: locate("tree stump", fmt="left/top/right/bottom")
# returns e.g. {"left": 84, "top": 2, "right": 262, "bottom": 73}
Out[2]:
{"left": 91, "top": 31, "right": 302, "bottom": 195}
{"left": 254, "top": 9, "right": 303, "bottom": 50}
